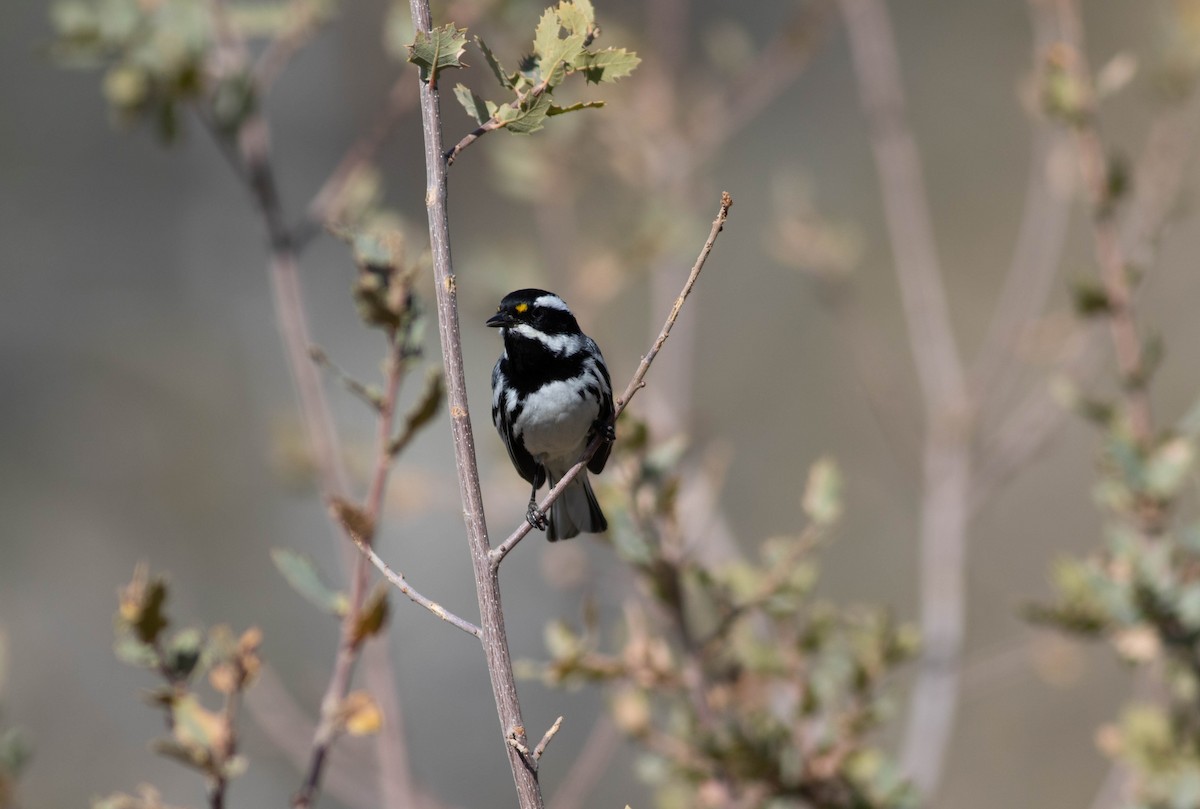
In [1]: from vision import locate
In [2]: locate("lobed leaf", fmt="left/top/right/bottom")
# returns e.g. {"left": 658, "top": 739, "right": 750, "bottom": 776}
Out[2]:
{"left": 475, "top": 36, "right": 515, "bottom": 89}
{"left": 547, "top": 100, "right": 606, "bottom": 117}
{"left": 578, "top": 47, "right": 640, "bottom": 84}
{"left": 407, "top": 24, "right": 468, "bottom": 82}
{"left": 498, "top": 94, "right": 554, "bottom": 134}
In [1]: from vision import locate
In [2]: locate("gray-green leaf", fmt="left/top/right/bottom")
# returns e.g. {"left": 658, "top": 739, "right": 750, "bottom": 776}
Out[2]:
{"left": 475, "top": 36, "right": 514, "bottom": 89}
{"left": 407, "top": 24, "right": 468, "bottom": 82}
{"left": 579, "top": 47, "right": 640, "bottom": 84}
{"left": 499, "top": 94, "right": 554, "bottom": 135}
{"left": 454, "top": 83, "right": 492, "bottom": 125}
{"left": 270, "top": 548, "right": 349, "bottom": 616}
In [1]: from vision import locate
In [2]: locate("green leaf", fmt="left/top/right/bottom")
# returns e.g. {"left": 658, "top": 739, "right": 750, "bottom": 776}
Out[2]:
{"left": 270, "top": 548, "right": 349, "bottom": 616}
{"left": 114, "top": 634, "right": 160, "bottom": 669}
{"left": 133, "top": 578, "right": 169, "bottom": 646}
{"left": 557, "top": 0, "right": 596, "bottom": 37}
{"left": 1071, "top": 279, "right": 1112, "bottom": 317}
{"left": 390, "top": 369, "right": 444, "bottom": 457}
{"left": 352, "top": 584, "right": 390, "bottom": 645}
{"left": 1143, "top": 436, "right": 1195, "bottom": 498}
{"left": 475, "top": 36, "right": 514, "bottom": 89}
{"left": 0, "top": 728, "right": 31, "bottom": 778}
{"left": 163, "top": 627, "right": 205, "bottom": 681}
{"left": 578, "top": 47, "right": 640, "bottom": 84}
{"left": 151, "top": 737, "right": 211, "bottom": 772}
{"left": 534, "top": 7, "right": 585, "bottom": 87}
{"left": 803, "top": 456, "right": 843, "bottom": 527}
{"left": 547, "top": 100, "right": 605, "bottom": 116}
{"left": 544, "top": 620, "right": 580, "bottom": 660}
{"left": 498, "top": 93, "right": 554, "bottom": 134}
{"left": 453, "top": 83, "right": 492, "bottom": 125}
{"left": 407, "top": 24, "right": 468, "bottom": 82}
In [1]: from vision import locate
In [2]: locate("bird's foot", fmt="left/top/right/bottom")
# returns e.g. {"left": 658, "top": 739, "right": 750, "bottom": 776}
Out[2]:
{"left": 526, "top": 503, "right": 548, "bottom": 531}
{"left": 595, "top": 418, "right": 616, "bottom": 443}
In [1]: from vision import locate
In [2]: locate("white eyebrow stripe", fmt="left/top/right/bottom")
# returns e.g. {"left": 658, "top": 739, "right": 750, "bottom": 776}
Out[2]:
{"left": 533, "top": 294, "right": 571, "bottom": 312}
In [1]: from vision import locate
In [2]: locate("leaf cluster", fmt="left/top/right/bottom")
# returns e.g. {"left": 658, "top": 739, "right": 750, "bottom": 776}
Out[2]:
{"left": 108, "top": 564, "right": 262, "bottom": 798}
{"left": 446, "top": 0, "right": 640, "bottom": 140}
{"left": 529, "top": 426, "right": 917, "bottom": 809}
{"left": 1029, "top": 408, "right": 1200, "bottom": 808}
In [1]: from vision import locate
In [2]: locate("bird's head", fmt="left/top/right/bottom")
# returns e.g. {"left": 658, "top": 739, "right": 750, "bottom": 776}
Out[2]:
{"left": 486, "top": 289, "right": 580, "bottom": 335}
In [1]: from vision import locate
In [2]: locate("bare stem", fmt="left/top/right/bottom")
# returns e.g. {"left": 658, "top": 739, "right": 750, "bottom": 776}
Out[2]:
{"left": 546, "top": 716, "right": 621, "bottom": 809}
{"left": 297, "top": 77, "right": 420, "bottom": 248}
{"left": 839, "top": 0, "right": 971, "bottom": 797}
{"left": 489, "top": 192, "right": 733, "bottom": 568}
{"left": 348, "top": 533, "right": 483, "bottom": 639}
{"left": 406, "top": 1, "right": 543, "bottom": 805}
{"left": 532, "top": 716, "right": 564, "bottom": 763}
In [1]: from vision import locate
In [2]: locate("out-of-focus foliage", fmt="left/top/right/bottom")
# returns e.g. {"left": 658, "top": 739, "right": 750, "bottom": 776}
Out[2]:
{"left": 528, "top": 427, "right": 917, "bottom": 809}
{"left": 49, "top": 0, "right": 336, "bottom": 141}
{"left": 100, "top": 564, "right": 271, "bottom": 806}
{"left": 0, "top": 633, "right": 30, "bottom": 809}
{"left": 1030, "top": 414, "right": 1200, "bottom": 809}
{"left": 1029, "top": 14, "right": 1200, "bottom": 806}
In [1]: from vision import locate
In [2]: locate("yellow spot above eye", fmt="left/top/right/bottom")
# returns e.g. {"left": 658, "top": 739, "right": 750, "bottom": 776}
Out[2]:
{"left": 515, "top": 303, "right": 529, "bottom": 313}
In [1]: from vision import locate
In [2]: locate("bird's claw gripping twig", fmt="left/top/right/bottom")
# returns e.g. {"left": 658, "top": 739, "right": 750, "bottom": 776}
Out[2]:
{"left": 526, "top": 499, "right": 548, "bottom": 531}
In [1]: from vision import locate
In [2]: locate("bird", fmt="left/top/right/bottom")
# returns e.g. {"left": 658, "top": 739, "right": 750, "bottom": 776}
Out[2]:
{"left": 487, "top": 288, "right": 614, "bottom": 541}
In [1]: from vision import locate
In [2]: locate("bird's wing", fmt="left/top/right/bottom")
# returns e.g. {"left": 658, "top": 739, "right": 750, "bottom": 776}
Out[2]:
{"left": 585, "top": 341, "right": 615, "bottom": 475}
{"left": 492, "top": 359, "right": 543, "bottom": 485}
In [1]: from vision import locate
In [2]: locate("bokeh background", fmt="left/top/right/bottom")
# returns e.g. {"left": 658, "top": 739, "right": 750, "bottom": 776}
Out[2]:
{"left": 4, "top": 0, "right": 1200, "bottom": 807}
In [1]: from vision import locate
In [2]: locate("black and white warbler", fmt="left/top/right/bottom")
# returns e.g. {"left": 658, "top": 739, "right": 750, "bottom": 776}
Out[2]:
{"left": 488, "top": 289, "right": 614, "bottom": 541}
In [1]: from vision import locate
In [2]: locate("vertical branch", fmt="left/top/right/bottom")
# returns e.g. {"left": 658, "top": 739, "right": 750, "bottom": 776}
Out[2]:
{"left": 839, "top": 0, "right": 971, "bottom": 798}
{"left": 971, "top": 0, "right": 1072, "bottom": 412}
{"left": 406, "top": 1, "right": 543, "bottom": 807}
{"left": 224, "top": 86, "right": 420, "bottom": 809}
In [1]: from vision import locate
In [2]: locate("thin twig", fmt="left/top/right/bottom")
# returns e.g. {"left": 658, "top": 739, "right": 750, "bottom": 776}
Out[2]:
{"left": 490, "top": 192, "right": 733, "bottom": 568}
{"left": 546, "top": 716, "right": 621, "bottom": 809}
{"left": 1052, "top": 0, "right": 1153, "bottom": 446}
{"left": 689, "top": 1, "right": 836, "bottom": 166}
{"left": 252, "top": 0, "right": 323, "bottom": 92}
{"left": 207, "top": 686, "right": 240, "bottom": 809}
{"left": 294, "top": 334, "right": 419, "bottom": 808}
{"left": 442, "top": 31, "right": 595, "bottom": 165}
{"left": 348, "top": 533, "right": 483, "bottom": 639}
{"left": 297, "top": 77, "right": 421, "bottom": 248}
{"left": 839, "top": 0, "right": 971, "bottom": 797}
{"left": 970, "top": 0, "right": 1072, "bottom": 413}
{"left": 532, "top": 716, "right": 564, "bottom": 763}
{"left": 195, "top": 8, "right": 425, "bottom": 806}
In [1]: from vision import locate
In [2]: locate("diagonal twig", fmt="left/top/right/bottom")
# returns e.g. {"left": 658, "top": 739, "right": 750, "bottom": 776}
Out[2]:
{"left": 489, "top": 192, "right": 733, "bottom": 569}
{"left": 532, "top": 715, "right": 564, "bottom": 763}
{"left": 348, "top": 533, "right": 483, "bottom": 639}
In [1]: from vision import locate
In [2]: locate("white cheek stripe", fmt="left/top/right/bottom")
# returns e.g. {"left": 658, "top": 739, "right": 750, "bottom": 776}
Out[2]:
{"left": 510, "top": 324, "right": 580, "bottom": 354}
{"left": 533, "top": 294, "right": 571, "bottom": 312}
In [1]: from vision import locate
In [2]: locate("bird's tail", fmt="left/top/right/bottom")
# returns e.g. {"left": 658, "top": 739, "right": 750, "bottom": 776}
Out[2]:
{"left": 546, "top": 470, "right": 607, "bottom": 541}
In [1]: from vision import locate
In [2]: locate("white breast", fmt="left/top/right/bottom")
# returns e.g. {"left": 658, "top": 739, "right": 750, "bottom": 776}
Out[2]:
{"left": 514, "top": 380, "right": 599, "bottom": 468}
